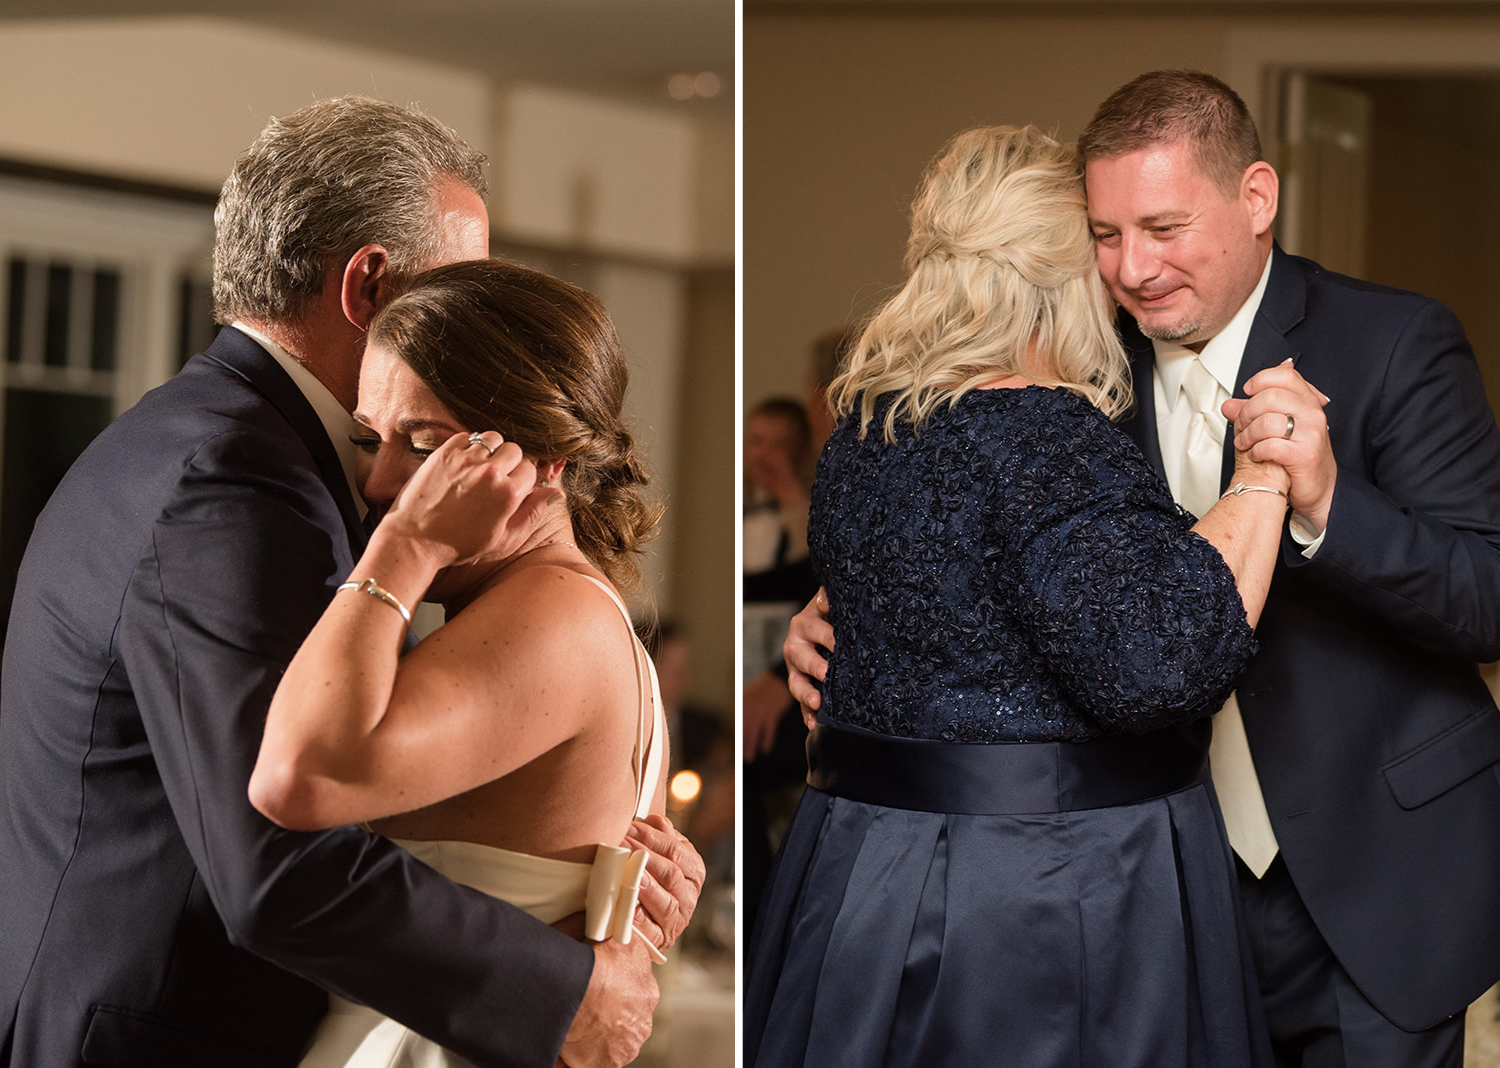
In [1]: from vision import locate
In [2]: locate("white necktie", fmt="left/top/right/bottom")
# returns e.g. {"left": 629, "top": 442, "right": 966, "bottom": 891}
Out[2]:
{"left": 1180, "top": 358, "right": 1226, "bottom": 520}
{"left": 1178, "top": 358, "right": 1280, "bottom": 877}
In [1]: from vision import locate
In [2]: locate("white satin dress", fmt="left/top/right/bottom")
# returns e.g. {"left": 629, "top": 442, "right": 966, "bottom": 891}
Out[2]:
{"left": 298, "top": 575, "right": 666, "bottom": 1068}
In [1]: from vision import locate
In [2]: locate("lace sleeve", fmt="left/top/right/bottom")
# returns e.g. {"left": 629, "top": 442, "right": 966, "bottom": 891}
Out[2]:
{"left": 1000, "top": 403, "right": 1256, "bottom": 733}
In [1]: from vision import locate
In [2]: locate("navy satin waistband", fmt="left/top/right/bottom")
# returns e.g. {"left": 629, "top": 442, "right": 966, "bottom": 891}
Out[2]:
{"left": 806, "top": 718, "right": 1210, "bottom": 815}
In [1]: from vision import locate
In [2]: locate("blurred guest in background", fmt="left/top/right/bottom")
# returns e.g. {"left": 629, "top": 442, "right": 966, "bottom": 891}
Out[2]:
{"left": 804, "top": 327, "right": 854, "bottom": 456}
{"left": 743, "top": 396, "right": 813, "bottom": 582}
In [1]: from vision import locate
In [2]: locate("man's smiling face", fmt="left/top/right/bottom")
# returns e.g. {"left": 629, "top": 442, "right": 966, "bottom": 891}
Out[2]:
{"left": 1085, "top": 139, "right": 1272, "bottom": 351}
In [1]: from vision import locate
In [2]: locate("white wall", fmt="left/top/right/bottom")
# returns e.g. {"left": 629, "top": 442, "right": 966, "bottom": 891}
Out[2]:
{"left": 0, "top": 17, "right": 734, "bottom": 269}
{"left": 0, "top": 17, "right": 488, "bottom": 191}
{"left": 495, "top": 84, "right": 717, "bottom": 263}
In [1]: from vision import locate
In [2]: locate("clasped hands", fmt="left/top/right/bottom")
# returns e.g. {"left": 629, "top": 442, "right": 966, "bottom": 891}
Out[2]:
{"left": 1224, "top": 359, "right": 1335, "bottom": 531}
{"left": 783, "top": 361, "right": 1337, "bottom": 717}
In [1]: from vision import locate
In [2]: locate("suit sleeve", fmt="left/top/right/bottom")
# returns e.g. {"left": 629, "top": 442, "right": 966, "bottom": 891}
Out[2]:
{"left": 118, "top": 429, "right": 592, "bottom": 1068}
{"left": 1294, "top": 297, "right": 1500, "bottom": 661}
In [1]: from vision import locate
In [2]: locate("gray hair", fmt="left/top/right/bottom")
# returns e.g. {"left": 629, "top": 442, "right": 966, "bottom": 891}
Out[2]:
{"left": 212, "top": 95, "right": 488, "bottom": 325}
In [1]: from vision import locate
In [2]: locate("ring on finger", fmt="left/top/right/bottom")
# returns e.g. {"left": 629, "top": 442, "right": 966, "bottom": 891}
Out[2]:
{"left": 466, "top": 431, "right": 498, "bottom": 456}
{"left": 1282, "top": 414, "right": 1295, "bottom": 440}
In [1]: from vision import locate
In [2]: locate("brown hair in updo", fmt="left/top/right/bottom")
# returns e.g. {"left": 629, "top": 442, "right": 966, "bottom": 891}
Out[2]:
{"left": 368, "top": 258, "right": 660, "bottom": 591}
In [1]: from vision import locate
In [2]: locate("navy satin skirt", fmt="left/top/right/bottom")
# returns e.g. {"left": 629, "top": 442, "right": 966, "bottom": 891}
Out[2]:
{"left": 743, "top": 720, "right": 1272, "bottom": 1068}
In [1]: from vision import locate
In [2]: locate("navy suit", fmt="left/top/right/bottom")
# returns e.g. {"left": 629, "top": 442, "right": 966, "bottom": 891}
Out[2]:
{"left": 0, "top": 328, "right": 591, "bottom": 1067}
{"left": 1119, "top": 246, "right": 1500, "bottom": 1032}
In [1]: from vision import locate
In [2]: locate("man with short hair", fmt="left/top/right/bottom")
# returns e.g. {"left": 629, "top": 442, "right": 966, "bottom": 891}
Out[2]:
{"left": 787, "top": 69, "right": 1500, "bottom": 1066}
{"left": 1079, "top": 69, "right": 1500, "bottom": 1065}
{"left": 0, "top": 95, "right": 698, "bottom": 1068}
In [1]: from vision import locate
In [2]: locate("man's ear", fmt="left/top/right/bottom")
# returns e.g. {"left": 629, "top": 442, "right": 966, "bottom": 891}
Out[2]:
{"left": 340, "top": 244, "right": 391, "bottom": 330}
{"left": 1242, "top": 161, "right": 1279, "bottom": 237}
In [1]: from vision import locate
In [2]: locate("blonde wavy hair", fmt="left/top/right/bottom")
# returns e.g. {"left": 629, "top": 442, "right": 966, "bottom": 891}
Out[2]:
{"left": 831, "top": 125, "right": 1130, "bottom": 441}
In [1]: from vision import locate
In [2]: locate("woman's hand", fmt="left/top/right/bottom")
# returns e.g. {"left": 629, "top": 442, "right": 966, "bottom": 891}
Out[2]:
{"left": 378, "top": 431, "right": 563, "bottom": 570}
{"left": 1227, "top": 436, "right": 1292, "bottom": 497}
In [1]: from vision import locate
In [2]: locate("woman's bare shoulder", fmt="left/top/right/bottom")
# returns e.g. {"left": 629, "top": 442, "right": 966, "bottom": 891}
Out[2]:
{"left": 435, "top": 563, "right": 637, "bottom": 681}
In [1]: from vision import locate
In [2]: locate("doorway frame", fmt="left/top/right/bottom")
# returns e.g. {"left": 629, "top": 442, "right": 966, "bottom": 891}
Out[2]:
{"left": 1226, "top": 22, "right": 1500, "bottom": 151}
{"left": 1227, "top": 24, "right": 1500, "bottom": 256}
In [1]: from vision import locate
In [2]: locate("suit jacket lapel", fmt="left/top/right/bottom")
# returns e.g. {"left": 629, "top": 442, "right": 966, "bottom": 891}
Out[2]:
{"left": 1236, "top": 245, "right": 1307, "bottom": 393}
{"left": 201, "top": 327, "right": 368, "bottom": 554}
{"left": 1224, "top": 245, "right": 1306, "bottom": 489}
{"left": 1118, "top": 324, "right": 1168, "bottom": 484}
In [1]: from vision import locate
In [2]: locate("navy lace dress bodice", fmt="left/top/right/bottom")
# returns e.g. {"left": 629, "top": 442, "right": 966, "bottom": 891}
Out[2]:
{"left": 809, "top": 384, "right": 1254, "bottom": 742}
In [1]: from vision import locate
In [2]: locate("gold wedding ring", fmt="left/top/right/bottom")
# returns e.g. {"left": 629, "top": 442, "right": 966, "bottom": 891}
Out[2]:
{"left": 1282, "top": 414, "right": 1295, "bottom": 440}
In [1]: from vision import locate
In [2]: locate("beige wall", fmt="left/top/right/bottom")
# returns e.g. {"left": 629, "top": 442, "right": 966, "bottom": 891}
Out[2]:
{"left": 0, "top": 17, "right": 488, "bottom": 190}
{"left": 671, "top": 267, "right": 736, "bottom": 716}
{"left": 746, "top": 11, "right": 1227, "bottom": 409}
{"left": 744, "top": 9, "right": 1500, "bottom": 423}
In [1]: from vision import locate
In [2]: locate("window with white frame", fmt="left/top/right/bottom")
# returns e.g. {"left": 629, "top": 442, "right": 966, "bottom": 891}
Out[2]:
{"left": 0, "top": 172, "right": 215, "bottom": 635}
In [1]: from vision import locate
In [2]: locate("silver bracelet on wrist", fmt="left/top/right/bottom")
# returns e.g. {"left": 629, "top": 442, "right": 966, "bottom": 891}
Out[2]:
{"left": 336, "top": 577, "right": 413, "bottom": 627}
{"left": 1220, "top": 482, "right": 1290, "bottom": 503}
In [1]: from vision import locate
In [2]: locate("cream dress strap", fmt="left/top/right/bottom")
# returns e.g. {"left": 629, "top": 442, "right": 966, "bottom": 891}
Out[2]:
{"left": 576, "top": 572, "right": 664, "bottom": 817}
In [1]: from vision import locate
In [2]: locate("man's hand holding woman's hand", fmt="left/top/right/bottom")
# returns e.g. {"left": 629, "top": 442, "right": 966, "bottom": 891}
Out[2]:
{"left": 1223, "top": 360, "right": 1335, "bottom": 532}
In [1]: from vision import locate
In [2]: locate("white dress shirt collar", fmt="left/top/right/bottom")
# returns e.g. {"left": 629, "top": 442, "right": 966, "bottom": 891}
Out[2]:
{"left": 231, "top": 321, "right": 365, "bottom": 517}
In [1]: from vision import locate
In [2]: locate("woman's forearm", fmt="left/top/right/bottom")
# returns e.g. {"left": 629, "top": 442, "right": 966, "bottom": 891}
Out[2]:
{"left": 249, "top": 527, "right": 439, "bottom": 829}
{"left": 1191, "top": 470, "right": 1290, "bottom": 629}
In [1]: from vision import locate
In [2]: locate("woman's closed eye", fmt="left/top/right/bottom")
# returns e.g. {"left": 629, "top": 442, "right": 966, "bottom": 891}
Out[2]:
{"left": 349, "top": 432, "right": 439, "bottom": 460}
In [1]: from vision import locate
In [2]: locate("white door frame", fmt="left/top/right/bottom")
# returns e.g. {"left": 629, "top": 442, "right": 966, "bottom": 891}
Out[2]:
{"left": 1226, "top": 23, "right": 1500, "bottom": 150}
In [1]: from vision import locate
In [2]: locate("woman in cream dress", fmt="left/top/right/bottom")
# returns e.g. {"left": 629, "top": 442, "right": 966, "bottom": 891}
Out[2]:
{"left": 250, "top": 259, "right": 668, "bottom": 1067}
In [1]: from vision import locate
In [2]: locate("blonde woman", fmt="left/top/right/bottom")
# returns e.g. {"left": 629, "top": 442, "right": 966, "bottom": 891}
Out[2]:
{"left": 744, "top": 127, "right": 1293, "bottom": 1066}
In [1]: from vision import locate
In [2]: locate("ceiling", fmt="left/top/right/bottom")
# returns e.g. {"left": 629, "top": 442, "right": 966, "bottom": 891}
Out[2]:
{"left": 0, "top": 0, "right": 735, "bottom": 115}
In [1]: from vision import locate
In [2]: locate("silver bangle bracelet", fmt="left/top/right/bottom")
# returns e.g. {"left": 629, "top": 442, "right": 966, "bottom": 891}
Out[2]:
{"left": 1220, "top": 482, "right": 1290, "bottom": 502}
{"left": 336, "top": 577, "right": 413, "bottom": 626}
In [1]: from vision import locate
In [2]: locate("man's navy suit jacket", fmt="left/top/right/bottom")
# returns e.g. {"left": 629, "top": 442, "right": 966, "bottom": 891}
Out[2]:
{"left": 1118, "top": 246, "right": 1500, "bottom": 1031}
{"left": 0, "top": 328, "right": 592, "bottom": 1067}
